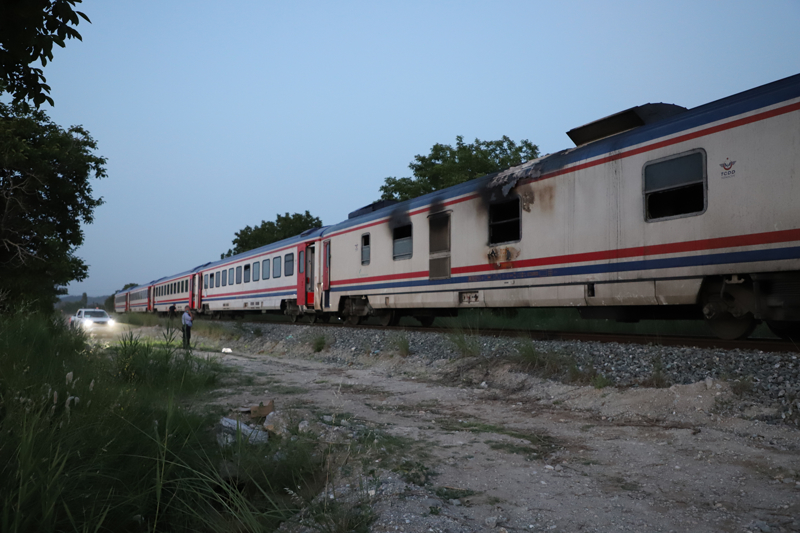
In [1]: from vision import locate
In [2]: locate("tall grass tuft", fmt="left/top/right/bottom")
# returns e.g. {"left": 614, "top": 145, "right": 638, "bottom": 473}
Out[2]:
{"left": 389, "top": 333, "right": 411, "bottom": 357}
{"left": 0, "top": 312, "right": 328, "bottom": 532}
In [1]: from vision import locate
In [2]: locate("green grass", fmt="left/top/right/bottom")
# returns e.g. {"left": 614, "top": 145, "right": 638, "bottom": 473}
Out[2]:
{"left": 115, "top": 311, "right": 162, "bottom": 327}
{"left": 389, "top": 333, "right": 411, "bottom": 357}
{"left": 514, "top": 340, "right": 615, "bottom": 387}
{"left": 0, "top": 312, "right": 341, "bottom": 533}
{"left": 312, "top": 334, "right": 327, "bottom": 352}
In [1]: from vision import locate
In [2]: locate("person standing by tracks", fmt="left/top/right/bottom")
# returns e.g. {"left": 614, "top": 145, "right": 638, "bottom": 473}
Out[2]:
{"left": 182, "top": 305, "right": 193, "bottom": 349}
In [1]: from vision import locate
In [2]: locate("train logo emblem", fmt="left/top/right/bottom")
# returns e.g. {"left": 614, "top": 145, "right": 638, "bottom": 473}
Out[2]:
{"left": 720, "top": 158, "right": 736, "bottom": 177}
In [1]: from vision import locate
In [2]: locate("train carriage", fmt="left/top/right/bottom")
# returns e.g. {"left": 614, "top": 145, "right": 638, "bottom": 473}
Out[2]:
{"left": 319, "top": 73, "right": 800, "bottom": 339}
{"left": 127, "top": 284, "right": 152, "bottom": 313}
{"left": 114, "top": 289, "right": 130, "bottom": 313}
{"left": 117, "top": 73, "right": 800, "bottom": 340}
{"left": 197, "top": 228, "right": 327, "bottom": 318}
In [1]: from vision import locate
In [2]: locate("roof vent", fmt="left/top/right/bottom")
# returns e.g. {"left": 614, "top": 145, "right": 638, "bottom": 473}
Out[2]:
{"left": 566, "top": 103, "right": 687, "bottom": 146}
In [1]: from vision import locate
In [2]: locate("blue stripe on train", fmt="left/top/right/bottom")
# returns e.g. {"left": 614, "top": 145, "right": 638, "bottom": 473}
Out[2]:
{"left": 332, "top": 245, "right": 800, "bottom": 293}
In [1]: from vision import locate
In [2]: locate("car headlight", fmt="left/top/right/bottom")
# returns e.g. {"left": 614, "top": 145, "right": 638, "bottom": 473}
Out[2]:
{"left": 108, "top": 319, "right": 115, "bottom": 326}
{"left": 82, "top": 318, "right": 93, "bottom": 327}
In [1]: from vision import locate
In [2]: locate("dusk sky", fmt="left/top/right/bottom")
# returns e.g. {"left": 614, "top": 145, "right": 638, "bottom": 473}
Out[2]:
{"left": 34, "top": 0, "right": 800, "bottom": 296}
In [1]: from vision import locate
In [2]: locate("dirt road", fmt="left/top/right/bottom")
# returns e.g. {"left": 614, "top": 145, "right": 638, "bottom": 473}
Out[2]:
{"left": 193, "top": 336, "right": 800, "bottom": 533}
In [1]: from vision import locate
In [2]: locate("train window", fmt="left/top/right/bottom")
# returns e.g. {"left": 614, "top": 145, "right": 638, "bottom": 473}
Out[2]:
{"left": 429, "top": 214, "right": 450, "bottom": 253}
{"left": 236, "top": 266, "right": 242, "bottom": 284}
{"left": 273, "top": 256, "right": 282, "bottom": 278}
{"left": 209, "top": 273, "right": 214, "bottom": 289}
{"left": 361, "top": 234, "right": 370, "bottom": 265}
{"left": 489, "top": 197, "right": 521, "bottom": 244}
{"left": 221, "top": 269, "right": 227, "bottom": 286}
{"left": 253, "top": 261, "right": 260, "bottom": 281}
{"left": 644, "top": 150, "right": 706, "bottom": 221}
{"left": 204, "top": 275, "right": 208, "bottom": 290}
{"left": 262, "top": 259, "right": 270, "bottom": 279}
{"left": 244, "top": 264, "right": 250, "bottom": 283}
{"left": 228, "top": 268, "right": 234, "bottom": 285}
{"left": 393, "top": 224, "right": 413, "bottom": 260}
{"left": 299, "top": 251, "right": 304, "bottom": 274}
{"left": 215, "top": 271, "right": 220, "bottom": 287}
{"left": 285, "top": 253, "right": 294, "bottom": 276}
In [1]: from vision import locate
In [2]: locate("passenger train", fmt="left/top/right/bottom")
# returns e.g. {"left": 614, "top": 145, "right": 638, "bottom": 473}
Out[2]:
{"left": 115, "top": 74, "right": 800, "bottom": 340}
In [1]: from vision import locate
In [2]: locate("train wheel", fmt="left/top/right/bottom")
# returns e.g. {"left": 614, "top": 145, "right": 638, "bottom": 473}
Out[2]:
{"left": 705, "top": 312, "right": 758, "bottom": 340}
{"left": 345, "top": 314, "right": 362, "bottom": 326}
{"left": 766, "top": 320, "right": 800, "bottom": 341}
{"left": 289, "top": 314, "right": 298, "bottom": 323}
{"left": 416, "top": 316, "right": 435, "bottom": 327}
{"left": 377, "top": 310, "right": 395, "bottom": 327}
{"left": 307, "top": 313, "right": 317, "bottom": 324}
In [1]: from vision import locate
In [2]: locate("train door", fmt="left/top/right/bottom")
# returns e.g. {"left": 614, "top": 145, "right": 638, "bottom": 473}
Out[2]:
{"left": 307, "top": 244, "right": 316, "bottom": 309}
{"left": 429, "top": 211, "right": 451, "bottom": 280}
{"left": 195, "top": 273, "right": 203, "bottom": 311}
{"left": 147, "top": 287, "right": 152, "bottom": 312}
{"left": 322, "top": 239, "right": 331, "bottom": 309}
{"left": 297, "top": 243, "right": 316, "bottom": 308}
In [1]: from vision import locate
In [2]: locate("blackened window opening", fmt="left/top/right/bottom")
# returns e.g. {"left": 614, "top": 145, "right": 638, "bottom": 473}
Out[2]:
{"left": 489, "top": 197, "right": 521, "bottom": 244}
{"left": 393, "top": 224, "right": 413, "bottom": 260}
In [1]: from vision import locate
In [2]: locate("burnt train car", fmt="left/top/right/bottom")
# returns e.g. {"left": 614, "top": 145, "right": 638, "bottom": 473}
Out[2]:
{"left": 313, "top": 73, "right": 800, "bottom": 339}
{"left": 118, "top": 73, "right": 800, "bottom": 340}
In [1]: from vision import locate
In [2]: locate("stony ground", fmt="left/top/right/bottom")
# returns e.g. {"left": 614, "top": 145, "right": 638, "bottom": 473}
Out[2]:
{"left": 109, "top": 321, "right": 800, "bottom": 532}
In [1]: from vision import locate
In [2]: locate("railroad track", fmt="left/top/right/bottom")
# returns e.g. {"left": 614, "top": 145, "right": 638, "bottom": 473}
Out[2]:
{"left": 238, "top": 318, "right": 800, "bottom": 353}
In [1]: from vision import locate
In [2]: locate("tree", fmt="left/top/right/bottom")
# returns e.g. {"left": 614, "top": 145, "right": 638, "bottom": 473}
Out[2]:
{"left": 0, "top": 101, "right": 106, "bottom": 313}
{"left": 222, "top": 211, "right": 322, "bottom": 258}
{"left": 0, "top": 0, "right": 91, "bottom": 107}
{"left": 380, "top": 135, "right": 539, "bottom": 202}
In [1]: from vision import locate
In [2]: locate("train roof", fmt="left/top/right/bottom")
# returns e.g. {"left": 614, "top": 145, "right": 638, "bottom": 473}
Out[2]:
{"left": 198, "top": 226, "right": 329, "bottom": 271}
{"left": 321, "top": 72, "right": 800, "bottom": 234}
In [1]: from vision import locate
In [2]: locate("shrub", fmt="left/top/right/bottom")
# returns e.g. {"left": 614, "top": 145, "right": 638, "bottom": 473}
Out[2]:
{"left": 389, "top": 333, "right": 411, "bottom": 357}
{"left": 312, "top": 334, "right": 327, "bottom": 353}
{"left": 0, "top": 313, "right": 327, "bottom": 532}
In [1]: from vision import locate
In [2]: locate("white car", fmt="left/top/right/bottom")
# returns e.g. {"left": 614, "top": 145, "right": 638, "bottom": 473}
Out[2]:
{"left": 69, "top": 309, "right": 116, "bottom": 329}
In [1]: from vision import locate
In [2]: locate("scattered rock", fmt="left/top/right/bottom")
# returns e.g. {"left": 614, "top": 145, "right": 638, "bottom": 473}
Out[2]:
{"left": 216, "top": 417, "right": 269, "bottom": 446}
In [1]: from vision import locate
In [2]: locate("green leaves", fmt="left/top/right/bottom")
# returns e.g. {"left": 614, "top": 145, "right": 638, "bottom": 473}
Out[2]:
{"left": 223, "top": 211, "right": 322, "bottom": 258}
{"left": 380, "top": 135, "right": 539, "bottom": 202}
{"left": 0, "top": 101, "right": 106, "bottom": 312}
{"left": 0, "top": 0, "right": 91, "bottom": 107}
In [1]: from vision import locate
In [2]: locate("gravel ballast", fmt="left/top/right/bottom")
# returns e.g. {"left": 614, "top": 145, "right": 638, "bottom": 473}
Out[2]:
{"left": 219, "top": 322, "right": 799, "bottom": 427}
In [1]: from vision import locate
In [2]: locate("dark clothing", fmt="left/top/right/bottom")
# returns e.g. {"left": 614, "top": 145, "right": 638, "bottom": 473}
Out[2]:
{"left": 182, "top": 324, "right": 191, "bottom": 348}
{"left": 182, "top": 310, "right": 193, "bottom": 349}
{"left": 169, "top": 305, "right": 176, "bottom": 319}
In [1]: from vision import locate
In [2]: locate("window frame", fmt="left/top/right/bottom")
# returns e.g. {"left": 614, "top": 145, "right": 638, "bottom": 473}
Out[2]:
{"left": 221, "top": 270, "right": 227, "bottom": 286}
{"left": 236, "top": 265, "right": 242, "bottom": 284}
{"left": 273, "top": 256, "right": 282, "bottom": 278}
{"left": 228, "top": 268, "right": 234, "bottom": 285}
{"left": 488, "top": 195, "right": 522, "bottom": 246}
{"left": 253, "top": 261, "right": 260, "bottom": 281}
{"left": 285, "top": 253, "right": 294, "bottom": 277}
{"left": 392, "top": 224, "right": 413, "bottom": 261}
{"left": 642, "top": 148, "right": 708, "bottom": 223}
{"left": 262, "top": 259, "right": 270, "bottom": 279}
{"left": 299, "top": 250, "right": 305, "bottom": 274}
{"left": 361, "top": 233, "right": 370, "bottom": 265}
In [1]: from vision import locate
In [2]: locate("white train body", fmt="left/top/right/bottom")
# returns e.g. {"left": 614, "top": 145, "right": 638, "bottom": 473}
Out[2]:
{"left": 120, "top": 74, "right": 800, "bottom": 339}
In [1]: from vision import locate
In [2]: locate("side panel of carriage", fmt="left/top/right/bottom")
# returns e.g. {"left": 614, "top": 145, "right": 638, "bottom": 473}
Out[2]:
{"left": 200, "top": 245, "right": 299, "bottom": 314}
{"left": 152, "top": 276, "right": 193, "bottom": 313}
{"left": 323, "top": 86, "right": 800, "bottom": 315}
